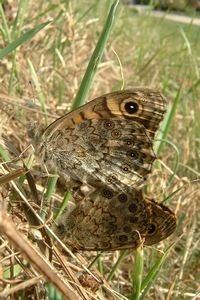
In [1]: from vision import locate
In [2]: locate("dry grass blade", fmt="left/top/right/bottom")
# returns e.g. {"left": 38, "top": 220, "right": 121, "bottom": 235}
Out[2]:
{"left": 0, "top": 167, "right": 27, "bottom": 185}
{"left": 0, "top": 202, "right": 80, "bottom": 300}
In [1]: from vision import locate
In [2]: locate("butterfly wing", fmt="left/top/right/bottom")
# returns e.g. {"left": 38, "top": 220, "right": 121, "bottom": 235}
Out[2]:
{"left": 143, "top": 198, "right": 176, "bottom": 245}
{"left": 77, "top": 118, "right": 158, "bottom": 190}
{"left": 36, "top": 88, "right": 167, "bottom": 191}
{"left": 39, "top": 118, "right": 156, "bottom": 191}
{"left": 55, "top": 187, "right": 176, "bottom": 251}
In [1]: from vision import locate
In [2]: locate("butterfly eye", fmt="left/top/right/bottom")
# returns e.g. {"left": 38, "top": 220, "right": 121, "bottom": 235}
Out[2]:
{"left": 147, "top": 223, "right": 157, "bottom": 235}
{"left": 124, "top": 101, "right": 139, "bottom": 114}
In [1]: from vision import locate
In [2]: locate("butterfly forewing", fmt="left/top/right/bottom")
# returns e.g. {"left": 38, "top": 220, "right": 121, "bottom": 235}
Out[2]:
{"left": 36, "top": 88, "right": 167, "bottom": 191}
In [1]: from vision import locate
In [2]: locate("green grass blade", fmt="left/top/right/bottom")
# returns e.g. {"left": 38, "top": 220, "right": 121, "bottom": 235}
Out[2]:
{"left": 71, "top": 0, "right": 119, "bottom": 110}
{"left": 155, "top": 85, "right": 183, "bottom": 155}
{"left": 107, "top": 250, "right": 128, "bottom": 281}
{"left": 27, "top": 58, "right": 48, "bottom": 122}
{"left": 131, "top": 247, "right": 144, "bottom": 300}
{"left": 54, "top": 191, "right": 71, "bottom": 221}
{"left": 46, "top": 283, "right": 64, "bottom": 300}
{"left": 0, "top": 3, "right": 11, "bottom": 43}
{"left": 157, "top": 138, "right": 180, "bottom": 185}
{"left": 0, "top": 21, "right": 50, "bottom": 59}
{"left": 12, "top": 0, "right": 29, "bottom": 39}
{"left": 140, "top": 245, "right": 174, "bottom": 299}
{"left": 40, "top": 175, "right": 58, "bottom": 220}
{"left": 0, "top": 145, "right": 11, "bottom": 161}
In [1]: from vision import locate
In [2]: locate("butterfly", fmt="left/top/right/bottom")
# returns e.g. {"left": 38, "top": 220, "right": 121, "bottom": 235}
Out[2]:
{"left": 34, "top": 88, "right": 176, "bottom": 250}
{"left": 54, "top": 186, "right": 176, "bottom": 251}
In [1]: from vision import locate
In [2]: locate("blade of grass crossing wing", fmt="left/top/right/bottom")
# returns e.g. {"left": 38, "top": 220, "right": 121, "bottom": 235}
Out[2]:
{"left": 57, "top": 0, "right": 119, "bottom": 218}
{"left": 71, "top": 0, "right": 119, "bottom": 110}
{"left": 54, "top": 191, "right": 71, "bottom": 221}
{"left": 40, "top": 175, "right": 59, "bottom": 220}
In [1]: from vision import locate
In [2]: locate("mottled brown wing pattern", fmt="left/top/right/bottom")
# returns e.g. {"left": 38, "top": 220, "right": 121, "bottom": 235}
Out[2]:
{"left": 37, "top": 118, "right": 155, "bottom": 192}
{"left": 36, "top": 88, "right": 167, "bottom": 191}
{"left": 54, "top": 186, "right": 176, "bottom": 251}
{"left": 34, "top": 87, "right": 176, "bottom": 251}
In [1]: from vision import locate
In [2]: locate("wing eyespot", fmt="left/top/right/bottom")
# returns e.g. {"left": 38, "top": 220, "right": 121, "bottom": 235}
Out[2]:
{"left": 124, "top": 101, "right": 139, "bottom": 114}
{"left": 146, "top": 223, "right": 157, "bottom": 235}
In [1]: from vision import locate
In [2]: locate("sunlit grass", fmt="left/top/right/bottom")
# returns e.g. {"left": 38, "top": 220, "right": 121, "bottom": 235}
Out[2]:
{"left": 0, "top": 0, "right": 200, "bottom": 299}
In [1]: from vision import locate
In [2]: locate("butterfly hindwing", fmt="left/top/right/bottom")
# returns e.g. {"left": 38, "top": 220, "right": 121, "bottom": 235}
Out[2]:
{"left": 55, "top": 187, "right": 176, "bottom": 251}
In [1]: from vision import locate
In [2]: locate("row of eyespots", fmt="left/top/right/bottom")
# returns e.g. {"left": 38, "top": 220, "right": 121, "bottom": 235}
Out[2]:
{"left": 117, "top": 223, "right": 157, "bottom": 245}
{"left": 101, "top": 189, "right": 140, "bottom": 214}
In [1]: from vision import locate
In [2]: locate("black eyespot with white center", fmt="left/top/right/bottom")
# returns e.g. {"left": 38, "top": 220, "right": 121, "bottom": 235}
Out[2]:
{"left": 121, "top": 164, "right": 131, "bottom": 173}
{"left": 127, "top": 150, "right": 139, "bottom": 160}
{"left": 106, "top": 174, "right": 118, "bottom": 184}
{"left": 103, "top": 120, "right": 115, "bottom": 130}
{"left": 147, "top": 223, "right": 157, "bottom": 235}
{"left": 111, "top": 129, "right": 122, "bottom": 138}
{"left": 124, "top": 101, "right": 139, "bottom": 114}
